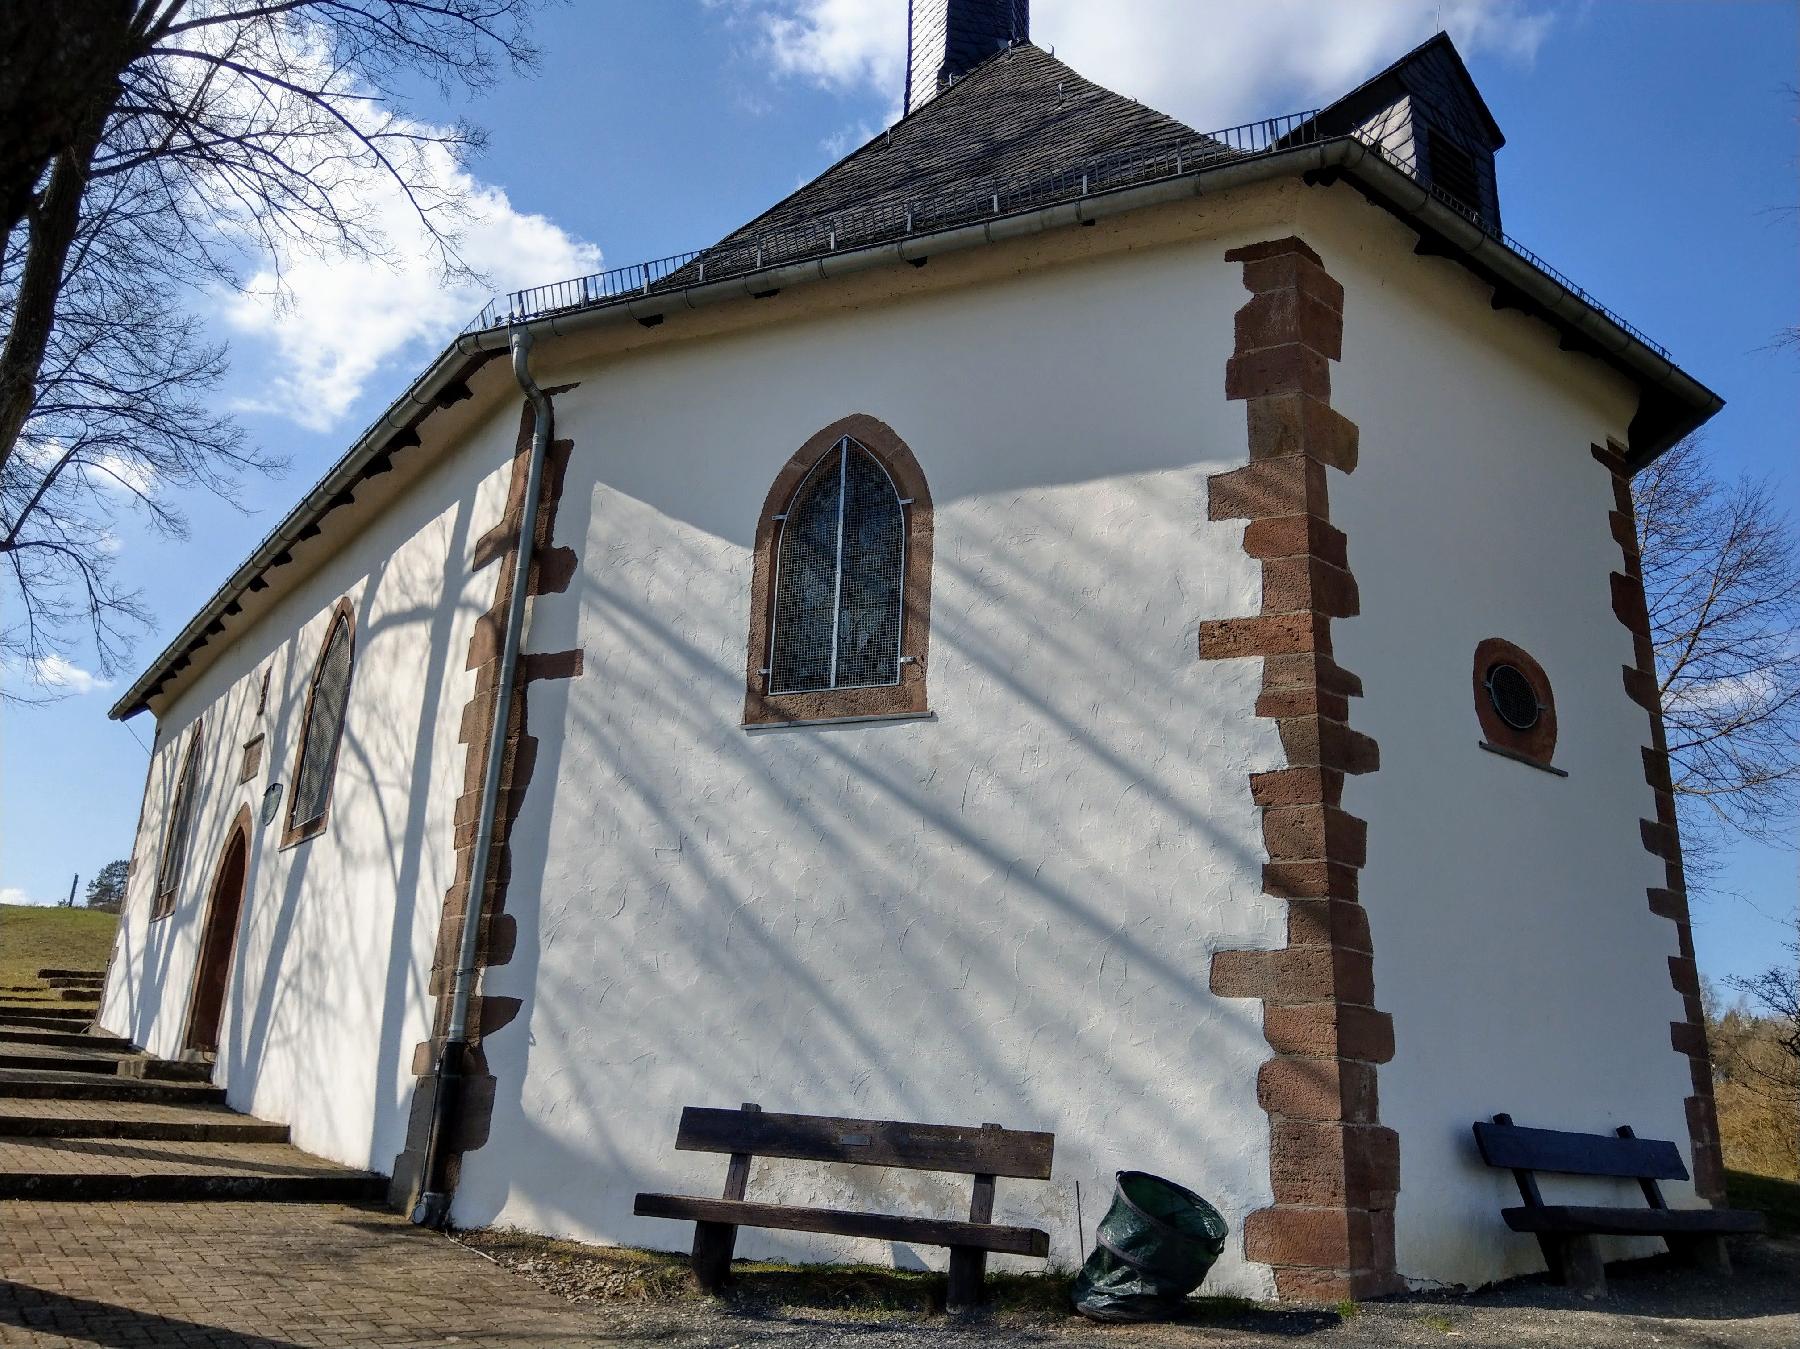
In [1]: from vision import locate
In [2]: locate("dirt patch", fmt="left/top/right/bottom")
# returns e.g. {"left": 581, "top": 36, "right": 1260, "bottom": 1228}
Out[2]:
{"left": 455, "top": 1228, "right": 1800, "bottom": 1348}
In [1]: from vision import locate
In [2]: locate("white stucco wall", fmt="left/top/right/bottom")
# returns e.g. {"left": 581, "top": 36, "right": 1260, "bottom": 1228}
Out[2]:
{"left": 100, "top": 177, "right": 1708, "bottom": 1300}
{"left": 453, "top": 219, "right": 1294, "bottom": 1296}
{"left": 1301, "top": 187, "right": 1704, "bottom": 1289}
{"left": 99, "top": 385, "right": 525, "bottom": 1175}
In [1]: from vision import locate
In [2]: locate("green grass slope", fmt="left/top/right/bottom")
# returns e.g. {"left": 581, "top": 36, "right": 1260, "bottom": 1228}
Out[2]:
{"left": 0, "top": 903, "right": 119, "bottom": 986}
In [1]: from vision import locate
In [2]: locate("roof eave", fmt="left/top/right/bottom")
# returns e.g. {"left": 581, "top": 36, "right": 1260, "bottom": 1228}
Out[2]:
{"left": 113, "top": 136, "right": 1719, "bottom": 721}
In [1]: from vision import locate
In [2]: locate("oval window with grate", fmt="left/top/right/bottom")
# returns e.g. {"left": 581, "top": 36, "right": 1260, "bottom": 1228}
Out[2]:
{"left": 1472, "top": 638, "right": 1558, "bottom": 770}
{"left": 1485, "top": 662, "right": 1540, "bottom": 731}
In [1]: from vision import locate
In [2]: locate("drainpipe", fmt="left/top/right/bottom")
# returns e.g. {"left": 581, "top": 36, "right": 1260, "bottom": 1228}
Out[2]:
{"left": 412, "top": 327, "right": 553, "bottom": 1227}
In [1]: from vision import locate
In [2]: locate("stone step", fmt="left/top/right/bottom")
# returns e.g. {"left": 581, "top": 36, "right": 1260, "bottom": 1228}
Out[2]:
{"left": 0, "top": 1050, "right": 129, "bottom": 1076}
{"left": 118, "top": 1058, "right": 212, "bottom": 1082}
{"left": 35, "top": 969, "right": 104, "bottom": 981}
{"left": 0, "top": 1048, "right": 209, "bottom": 1082}
{"left": 0, "top": 993, "right": 102, "bottom": 1007}
{"left": 0, "top": 1137, "right": 384, "bottom": 1202}
{"left": 0, "top": 993, "right": 89, "bottom": 1004}
{"left": 0, "top": 1069, "right": 226, "bottom": 1105}
{"left": 0, "top": 1027, "right": 133, "bottom": 1051}
{"left": 0, "top": 1098, "right": 288, "bottom": 1143}
{"left": 0, "top": 991, "right": 102, "bottom": 1004}
{"left": 0, "top": 1008, "right": 91, "bottom": 1023}
{"left": 0, "top": 997, "right": 93, "bottom": 1010}
{"left": 0, "top": 1014, "right": 94, "bottom": 1032}
{"left": 44, "top": 977, "right": 105, "bottom": 991}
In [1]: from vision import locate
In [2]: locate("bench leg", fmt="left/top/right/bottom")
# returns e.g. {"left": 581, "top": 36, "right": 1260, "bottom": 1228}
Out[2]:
{"left": 945, "top": 1246, "right": 987, "bottom": 1313}
{"left": 691, "top": 1220, "right": 738, "bottom": 1292}
{"left": 1551, "top": 1235, "right": 1606, "bottom": 1298}
{"left": 1668, "top": 1234, "right": 1732, "bottom": 1276}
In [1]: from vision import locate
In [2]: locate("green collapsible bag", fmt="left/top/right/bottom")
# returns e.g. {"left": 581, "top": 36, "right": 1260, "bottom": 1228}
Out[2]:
{"left": 1072, "top": 1171, "right": 1229, "bottom": 1322}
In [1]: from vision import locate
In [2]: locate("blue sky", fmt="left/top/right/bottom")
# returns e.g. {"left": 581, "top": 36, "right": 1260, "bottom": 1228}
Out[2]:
{"left": 3, "top": 1, "right": 1795, "bottom": 991}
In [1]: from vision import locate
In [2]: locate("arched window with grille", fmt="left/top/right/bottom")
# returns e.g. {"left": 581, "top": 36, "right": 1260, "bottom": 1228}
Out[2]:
{"left": 152, "top": 722, "right": 204, "bottom": 919}
{"left": 284, "top": 600, "right": 355, "bottom": 846}
{"left": 746, "top": 415, "right": 932, "bottom": 726}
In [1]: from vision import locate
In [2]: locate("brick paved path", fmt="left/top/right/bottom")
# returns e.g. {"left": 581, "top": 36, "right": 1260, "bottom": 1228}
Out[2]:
{"left": 0, "top": 1201, "right": 626, "bottom": 1348}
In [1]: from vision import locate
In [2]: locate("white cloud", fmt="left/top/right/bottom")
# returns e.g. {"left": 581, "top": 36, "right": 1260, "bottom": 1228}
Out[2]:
{"left": 30, "top": 654, "right": 112, "bottom": 695}
{"left": 738, "top": 0, "right": 1552, "bottom": 130}
{"left": 745, "top": 0, "right": 907, "bottom": 95}
{"left": 87, "top": 454, "right": 158, "bottom": 498}
{"left": 0, "top": 886, "right": 30, "bottom": 906}
{"left": 221, "top": 138, "right": 600, "bottom": 432}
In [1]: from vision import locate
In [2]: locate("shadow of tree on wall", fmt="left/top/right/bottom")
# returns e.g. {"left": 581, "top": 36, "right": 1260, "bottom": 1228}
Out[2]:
{"left": 458, "top": 417, "right": 1282, "bottom": 1273}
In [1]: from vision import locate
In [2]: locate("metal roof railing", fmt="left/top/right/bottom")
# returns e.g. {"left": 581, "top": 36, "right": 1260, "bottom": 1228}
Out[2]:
{"left": 468, "top": 105, "right": 1670, "bottom": 362}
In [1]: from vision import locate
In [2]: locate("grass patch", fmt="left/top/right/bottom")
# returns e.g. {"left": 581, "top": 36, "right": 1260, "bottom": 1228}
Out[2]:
{"left": 456, "top": 1229, "right": 1273, "bottom": 1325}
{"left": 0, "top": 904, "right": 117, "bottom": 987}
{"left": 1726, "top": 1169, "right": 1800, "bottom": 1237}
{"left": 1421, "top": 1311, "right": 1456, "bottom": 1332}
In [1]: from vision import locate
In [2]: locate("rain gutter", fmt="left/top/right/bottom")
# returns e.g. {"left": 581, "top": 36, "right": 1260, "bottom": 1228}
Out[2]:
{"left": 411, "top": 328, "right": 551, "bottom": 1229}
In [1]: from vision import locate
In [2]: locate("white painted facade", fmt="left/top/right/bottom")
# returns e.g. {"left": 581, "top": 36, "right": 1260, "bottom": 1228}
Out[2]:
{"left": 101, "top": 179, "right": 1701, "bottom": 1297}
{"left": 1306, "top": 193, "right": 1705, "bottom": 1286}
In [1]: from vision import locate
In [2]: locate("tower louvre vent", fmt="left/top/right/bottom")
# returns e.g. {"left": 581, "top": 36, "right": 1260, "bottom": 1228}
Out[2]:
{"left": 905, "top": 0, "right": 1029, "bottom": 114}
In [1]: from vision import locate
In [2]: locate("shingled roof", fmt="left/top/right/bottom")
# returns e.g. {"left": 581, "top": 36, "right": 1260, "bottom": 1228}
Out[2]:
{"left": 681, "top": 43, "right": 1210, "bottom": 278}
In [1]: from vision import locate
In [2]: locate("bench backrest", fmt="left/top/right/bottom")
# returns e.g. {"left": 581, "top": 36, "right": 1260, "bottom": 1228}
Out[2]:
{"left": 676, "top": 1106, "right": 1054, "bottom": 1180}
{"left": 1473, "top": 1116, "right": 1689, "bottom": 1183}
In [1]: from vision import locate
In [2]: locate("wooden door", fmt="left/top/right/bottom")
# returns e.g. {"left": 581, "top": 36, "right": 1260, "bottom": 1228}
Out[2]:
{"left": 184, "top": 819, "right": 249, "bottom": 1055}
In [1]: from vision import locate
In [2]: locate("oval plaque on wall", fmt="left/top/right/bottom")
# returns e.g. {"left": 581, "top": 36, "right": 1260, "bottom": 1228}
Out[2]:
{"left": 259, "top": 782, "right": 284, "bottom": 826}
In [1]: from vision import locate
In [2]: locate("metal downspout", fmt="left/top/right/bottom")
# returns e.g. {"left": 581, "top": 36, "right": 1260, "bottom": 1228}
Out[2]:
{"left": 412, "top": 327, "right": 553, "bottom": 1227}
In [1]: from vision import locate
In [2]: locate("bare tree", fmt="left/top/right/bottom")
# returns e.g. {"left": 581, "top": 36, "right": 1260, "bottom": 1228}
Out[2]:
{"left": 1634, "top": 436, "right": 1800, "bottom": 880}
{"left": 1, "top": 1, "right": 541, "bottom": 695}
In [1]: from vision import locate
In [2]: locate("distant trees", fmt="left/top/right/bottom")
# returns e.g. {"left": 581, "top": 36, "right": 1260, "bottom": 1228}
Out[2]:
{"left": 1710, "top": 954, "right": 1800, "bottom": 1182}
{"left": 1633, "top": 436, "right": 1800, "bottom": 883}
{"left": 83, "top": 859, "right": 130, "bottom": 912}
{"left": 1, "top": 0, "right": 543, "bottom": 697}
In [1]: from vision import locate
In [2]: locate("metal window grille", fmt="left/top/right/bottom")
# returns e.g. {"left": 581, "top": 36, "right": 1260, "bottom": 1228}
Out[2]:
{"left": 155, "top": 732, "right": 203, "bottom": 902}
{"left": 1485, "top": 662, "right": 1541, "bottom": 732}
{"left": 768, "top": 438, "right": 905, "bottom": 694}
{"left": 291, "top": 615, "right": 354, "bottom": 828}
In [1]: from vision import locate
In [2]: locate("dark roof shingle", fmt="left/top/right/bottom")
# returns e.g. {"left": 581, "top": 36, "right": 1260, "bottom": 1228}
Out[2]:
{"left": 686, "top": 44, "right": 1208, "bottom": 275}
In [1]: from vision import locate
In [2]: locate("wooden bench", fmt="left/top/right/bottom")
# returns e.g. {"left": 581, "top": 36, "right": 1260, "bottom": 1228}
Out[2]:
{"left": 634, "top": 1103, "right": 1054, "bottom": 1310}
{"left": 1473, "top": 1112, "right": 1763, "bottom": 1296}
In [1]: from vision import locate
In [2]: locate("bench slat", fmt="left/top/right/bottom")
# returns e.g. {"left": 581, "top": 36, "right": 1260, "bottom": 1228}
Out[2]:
{"left": 675, "top": 1107, "right": 1054, "bottom": 1180}
{"left": 1501, "top": 1205, "right": 1764, "bottom": 1237}
{"left": 1473, "top": 1121, "right": 1688, "bottom": 1181}
{"left": 634, "top": 1193, "right": 1051, "bottom": 1256}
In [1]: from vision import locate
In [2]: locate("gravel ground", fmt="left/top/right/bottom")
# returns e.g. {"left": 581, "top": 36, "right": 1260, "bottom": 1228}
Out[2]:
{"left": 458, "top": 1232, "right": 1800, "bottom": 1349}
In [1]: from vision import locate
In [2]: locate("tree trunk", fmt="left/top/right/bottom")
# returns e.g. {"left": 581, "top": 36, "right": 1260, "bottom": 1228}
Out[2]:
{"left": 0, "top": 1, "right": 140, "bottom": 476}
{"left": 0, "top": 123, "right": 112, "bottom": 479}
{"left": 0, "top": 1, "right": 135, "bottom": 254}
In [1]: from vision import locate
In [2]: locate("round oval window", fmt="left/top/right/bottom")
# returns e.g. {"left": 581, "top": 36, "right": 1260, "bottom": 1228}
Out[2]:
{"left": 1485, "top": 663, "right": 1540, "bottom": 732}
{"left": 260, "top": 782, "right": 284, "bottom": 826}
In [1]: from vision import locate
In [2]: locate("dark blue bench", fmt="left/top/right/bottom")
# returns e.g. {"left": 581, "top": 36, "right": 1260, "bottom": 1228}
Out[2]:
{"left": 1473, "top": 1113, "right": 1763, "bottom": 1296}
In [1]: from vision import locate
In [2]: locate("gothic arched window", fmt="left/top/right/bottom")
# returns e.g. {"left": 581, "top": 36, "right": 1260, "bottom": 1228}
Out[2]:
{"left": 746, "top": 416, "right": 933, "bottom": 726}
{"left": 153, "top": 722, "right": 204, "bottom": 918}
{"left": 284, "top": 600, "right": 355, "bottom": 845}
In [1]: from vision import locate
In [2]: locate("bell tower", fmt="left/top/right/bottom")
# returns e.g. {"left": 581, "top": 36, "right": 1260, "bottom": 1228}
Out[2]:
{"left": 904, "top": 0, "right": 1029, "bottom": 115}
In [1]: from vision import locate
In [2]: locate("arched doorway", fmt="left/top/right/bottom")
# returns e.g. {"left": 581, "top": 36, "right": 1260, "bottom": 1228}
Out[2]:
{"left": 183, "top": 808, "right": 251, "bottom": 1056}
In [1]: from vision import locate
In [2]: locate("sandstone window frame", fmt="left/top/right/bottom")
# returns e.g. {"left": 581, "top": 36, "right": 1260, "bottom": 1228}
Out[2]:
{"left": 1473, "top": 636, "right": 1563, "bottom": 774}
{"left": 152, "top": 721, "right": 204, "bottom": 920}
{"left": 282, "top": 598, "right": 356, "bottom": 848}
{"left": 744, "top": 414, "right": 933, "bottom": 727}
